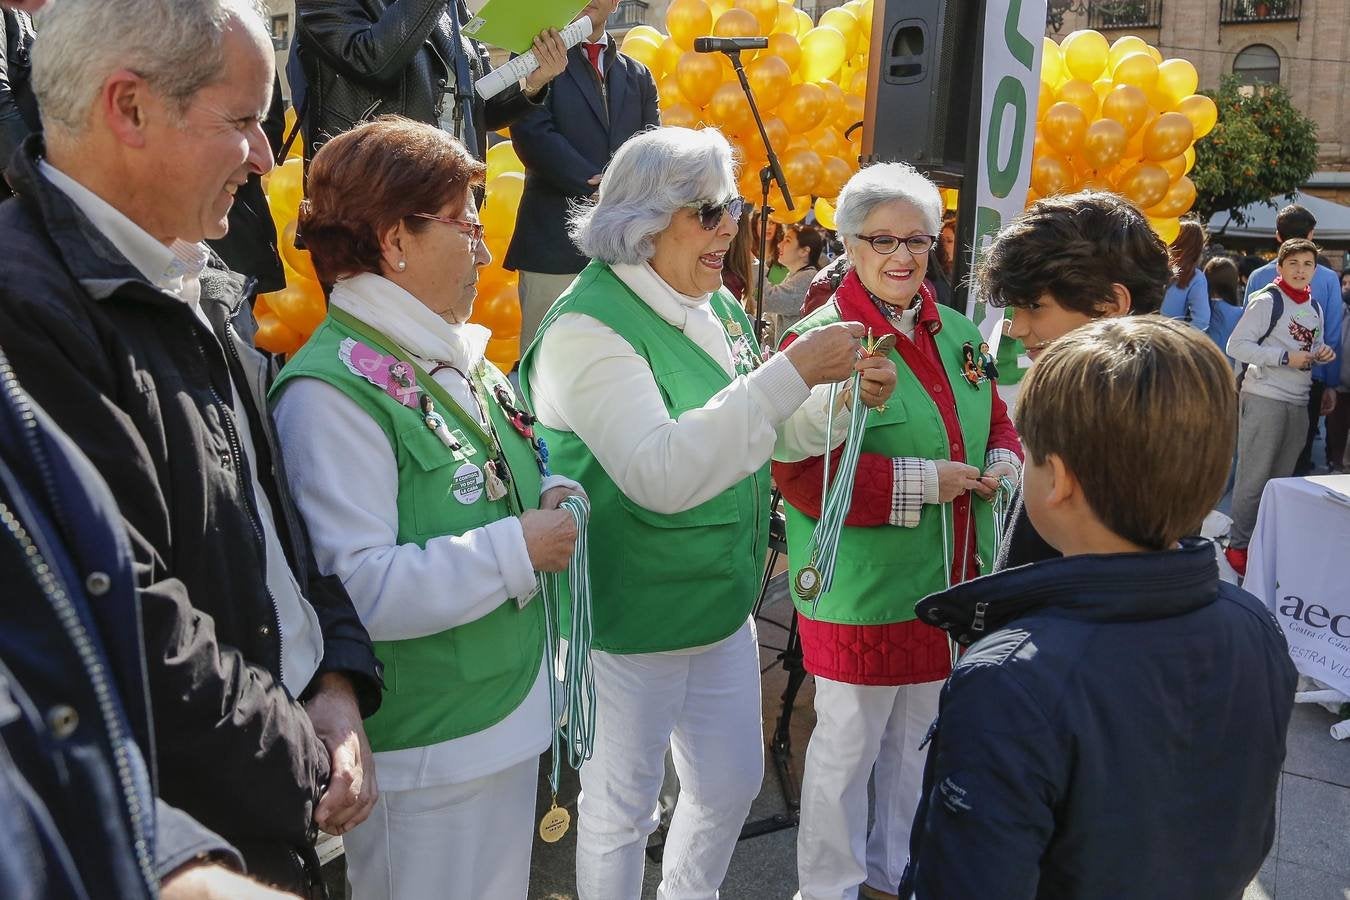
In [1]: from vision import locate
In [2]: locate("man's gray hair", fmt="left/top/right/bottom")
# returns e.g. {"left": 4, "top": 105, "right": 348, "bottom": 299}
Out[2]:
{"left": 32, "top": 0, "right": 266, "bottom": 137}
{"left": 834, "top": 162, "right": 943, "bottom": 238}
{"left": 570, "top": 126, "right": 738, "bottom": 266}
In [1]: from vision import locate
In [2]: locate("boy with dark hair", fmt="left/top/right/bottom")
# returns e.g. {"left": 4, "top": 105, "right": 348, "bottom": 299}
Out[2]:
{"left": 977, "top": 190, "right": 1171, "bottom": 567}
{"left": 1225, "top": 239, "right": 1337, "bottom": 574}
{"left": 1244, "top": 204, "right": 1343, "bottom": 474}
{"left": 900, "top": 317, "right": 1296, "bottom": 899}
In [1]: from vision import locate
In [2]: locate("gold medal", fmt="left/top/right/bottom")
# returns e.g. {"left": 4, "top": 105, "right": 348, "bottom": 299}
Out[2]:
{"left": 794, "top": 565, "right": 822, "bottom": 601}
{"left": 539, "top": 801, "right": 571, "bottom": 843}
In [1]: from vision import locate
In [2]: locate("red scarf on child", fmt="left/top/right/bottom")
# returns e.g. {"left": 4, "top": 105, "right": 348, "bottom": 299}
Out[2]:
{"left": 1273, "top": 275, "right": 1311, "bottom": 304}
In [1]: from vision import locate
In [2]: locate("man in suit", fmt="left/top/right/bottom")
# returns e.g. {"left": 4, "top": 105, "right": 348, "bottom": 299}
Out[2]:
{"left": 506, "top": 0, "right": 660, "bottom": 355}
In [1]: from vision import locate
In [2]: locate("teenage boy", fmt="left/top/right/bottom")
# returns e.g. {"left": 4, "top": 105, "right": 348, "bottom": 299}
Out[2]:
{"left": 1225, "top": 238, "right": 1337, "bottom": 575}
{"left": 900, "top": 317, "right": 1296, "bottom": 899}
{"left": 977, "top": 191, "right": 1171, "bottom": 568}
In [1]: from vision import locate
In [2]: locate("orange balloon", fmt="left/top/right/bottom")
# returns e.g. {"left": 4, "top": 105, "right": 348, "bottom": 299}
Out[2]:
{"left": 1174, "top": 94, "right": 1218, "bottom": 139}
{"left": 774, "top": 0, "right": 796, "bottom": 34}
{"left": 1145, "top": 175, "right": 1197, "bottom": 219}
{"left": 472, "top": 278, "right": 522, "bottom": 337}
{"left": 778, "top": 82, "right": 828, "bottom": 134}
{"left": 782, "top": 149, "right": 823, "bottom": 195}
{"left": 783, "top": 133, "right": 811, "bottom": 155}
{"left": 1041, "top": 101, "right": 1089, "bottom": 156}
{"left": 746, "top": 55, "right": 792, "bottom": 110}
{"left": 763, "top": 115, "right": 790, "bottom": 150}
{"left": 714, "top": 7, "right": 759, "bottom": 38}
{"left": 1141, "top": 112, "right": 1194, "bottom": 162}
{"left": 1116, "top": 162, "right": 1170, "bottom": 209}
{"left": 767, "top": 32, "right": 802, "bottom": 72}
{"left": 267, "top": 280, "right": 327, "bottom": 335}
{"left": 667, "top": 0, "right": 713, "bottom": 51}
{"left": 769, "top": 196, "right": 811, "bottom": 224}
{"left": 253, "top": 311, "right": 307, "bottom": 356}
{"left": 709, "top": 81, "right": 754, "bottom": 135}
{"left": 849, "top": 69, "right": 868, "bottom": 98}
{"left": 807, "top": 122, "right": 846, "bottom": 159}
{"left": 1075, "top": 175, "right": 1115, "bottom": 192}
{"left": 1080, "top": 118, "right": 1127, "bottom": 171}
{"left": 1101, "top": 84, "right": 1149, "bottom": 136}
{"left": 834, "top": 94, "right": 865, "bottom": 133}
{"left": 658, "top": 37, "right": 684, "bottom": 79}
{"left": 709, "top": 0, "right": 734, "bottom": 18}
{"left": 735, "top": 0, "right": 779, "bottom": 32}
{"left": 658, "top": 74, "right": 684, "bottom": 108}
{"left": 676, "top": 51, "right": 723, "bottom": 108}
{"left": 1055, "top": 79, "right": 1099, "bottom": 120}
{"left": 664, "top": 102, "right": 701, "bottom": 129}
{"left": 1037, "top": 80, "right": 1054, "bottom": 121}
{"left": 1158, "top": 153, "right": 1187, "bottom": 181}
{"left": 816, "top": 155, "right": 852, "bottom": 199}
{"left": 1112, "top": 52, "right": 1158, "bottom": 92}
{"left": 485, "top": 335, "right": 520, "bottom": 374}
{"left": 1030, "top": 153, "right": 1073, "bottom": 197}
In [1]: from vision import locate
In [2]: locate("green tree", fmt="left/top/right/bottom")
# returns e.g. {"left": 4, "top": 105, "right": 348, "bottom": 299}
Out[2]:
{"left": 1190, "top": 76, "right": 1318, "bottom": 225}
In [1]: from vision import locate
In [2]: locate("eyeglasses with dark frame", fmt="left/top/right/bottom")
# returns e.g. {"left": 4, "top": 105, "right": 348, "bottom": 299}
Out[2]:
{"left": 683, "top": 196, "right": 746, "bottom": 231}
{"left": 854, "top": 233, "right": 939, "bottom": 256}
{"left": 410, "top": 212, "right": 485, "bottom": 246}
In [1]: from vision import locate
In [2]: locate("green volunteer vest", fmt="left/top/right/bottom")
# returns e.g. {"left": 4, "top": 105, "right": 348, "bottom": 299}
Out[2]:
{"left": 782, "top": 300, "right": 996, "bottom": 625}
{"left": 271, "top": 309, "right": 545, "bottom": 752}
{"left": 519, "top": 260, "right": 771, "bottom": 654}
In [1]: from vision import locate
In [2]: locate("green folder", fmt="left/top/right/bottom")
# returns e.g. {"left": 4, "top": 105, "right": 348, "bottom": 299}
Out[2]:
{"left": 462, "top": 0, "right": 591, "bottom": 54}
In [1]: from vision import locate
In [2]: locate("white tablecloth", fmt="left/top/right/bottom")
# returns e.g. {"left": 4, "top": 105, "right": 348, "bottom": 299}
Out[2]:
{"left": 1245, "top": 474, "right": 1350, "bottom": 697}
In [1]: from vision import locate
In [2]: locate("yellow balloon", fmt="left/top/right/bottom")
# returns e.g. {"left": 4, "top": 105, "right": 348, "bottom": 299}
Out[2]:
{"left": 1041, "top": 37, "right": 1066, "bottom": 88}
{"left": 834, "top": 93, "right": 865, "bottom": 134}
{"left": 1061, "top": 29, "right": 1109, "bottom": 82}
{"left": 735, "top": 0, "right": 779, "bottom": 32}
{"left": 783, "top": 149, "right": 824, "bottom": 195}
{"left": 814, "top": 197, "right": 837, "bottom": 230}
{"left": 253, "top": 310, "right": 306, "bottom": 356}
{"left": 282, "top": 107, "right": 303, "bottom": 160}
{"left": 709, "top": 0, "right": 733, "bottom": 16}
{"left": 1144, "top": 44, "right": 1163, "bottom": 64}
{"left": 1112, "top": 52, "right": 1158, "bottom": 92}
{"left": 1055, "top": 79, "right": 1099, "bottom": 120}
{"left": 1092, "top": 77, "right": 1114, "bottom": 100}
{"left": 1158, "top": 153, "right": 1187, "bottom": 182}
{"left": 714, "top": 7, "right": 759, "bottom": 38}
{"left": 800, "top": 26, "right": 848, "bottom": 84}
{"left": 746, "top": 54, "right": 792, "bottom": 110}
{"left": 767, "top": 32, "right": 802, "bottom": 72}
{"left": 793, "top": 8, "right": 812, "bottom": 39}
{"left": 1145, "top": 175, "right": 1197, "bottom": 219}
{"left": 666, "top": 0, "right": 713, "bottom": 51}
{"left": 1117, "top": 162, "right": 1171, "bottom": 209}
{"left": 769, "top": 194, "right": 811, "bottom": 224}
{"left": 675, "top": 50, "right": 724, "bottom": 107}
{"left": 1156, "top": 58, "right": 1198, "bottom": 108}
{"left": 625, "top": 25, "right": 664, "bottom": 45}
{"left": 1183, "top": 145, "right": 1197, "bottom": 175}
{"left": 663, "top": 102, "right": 699, "bottom": 129}
{"left": 1174, "top": 94, "right": 1219, "bottom": 139}
{"left": 658, "top": 37, "right": 684, "bottom": 80}
{"left": 1037, "top": 80, "right": 1054, "bottom": 121}
{"left": 1149, "top": 216, "right": 1180, "bottom": 244}
{"left": 485, "top": 140, "right": 523, "bottom": 181}
{"left": 849, "top": 69, "right": 868, "bottom": 98}
{"left": 657, "top": 74, "right": 683, "bottom": 108}
{"left": 709, "top": 81, "right": 754, "bottom": 135}
{"left": 266, "top": 158, "right": 304, "bottom": 225}
{"left": 1041, "top": 101, "right": 1089, "bottom": 156}
{"left": 1141, "top": 112, "right": 1194, "bottom": 162}
{"left": 817, "top": 155, "right": 852, "bottom": 199}
{"left": 1081, "top": 118, "right": 1128, "bottom": 171}
{"left": 1030, "top": 153, "right": 1073, "bottom": 197}
{"left": 779, "top": 81, "right": 828, "bottom": 134}
{"left": 774, "top": 0, "right": 796, "bottom": 34}
{"left": 1100, "top": 84, "right": 1149, "bottom": 136}
{"left": 485, "top": 172, "right": 525, "bottom": 222}
{"left": 622, "top": 36, "right": 663, "bottom": 75}
{"left": 819, "top": 7, "right": 860, "bottom": 57}
{"left": 1108, "top": 36, "right": 1149, "bottom": 71}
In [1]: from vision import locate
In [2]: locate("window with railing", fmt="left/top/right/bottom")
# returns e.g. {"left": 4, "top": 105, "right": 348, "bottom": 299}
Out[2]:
{"left": 612, "top": 0, "right": 650, "bottom": 28}
{"left": 1087, "top": 0, "right": 1162, "bottom": 29}
{"left": 1220, "top": 0, "right": 1301, "bottom": 24}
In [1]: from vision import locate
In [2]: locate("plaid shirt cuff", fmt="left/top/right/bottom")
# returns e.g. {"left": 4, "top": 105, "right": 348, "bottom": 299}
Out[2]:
{"left": 985, "top": 447, "right": 1023, "bottom": 481}
{"left": 890, "top": 457, "right": 938, "bottom": 528}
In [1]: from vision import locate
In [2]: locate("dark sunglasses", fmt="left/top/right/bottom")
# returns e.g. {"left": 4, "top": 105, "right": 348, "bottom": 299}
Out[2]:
{"left": 855, "top": 233, "right": 938, "bottom": 256}
{"left": 684, "top": 196, "right": 746, "bottom": 230}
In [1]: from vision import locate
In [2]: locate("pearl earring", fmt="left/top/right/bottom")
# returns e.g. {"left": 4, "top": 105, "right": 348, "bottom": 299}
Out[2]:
{"left": 396, "top": 260, "right": 407, "bottom": 271}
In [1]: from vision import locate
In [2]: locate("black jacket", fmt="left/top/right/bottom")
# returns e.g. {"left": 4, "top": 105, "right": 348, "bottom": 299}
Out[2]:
{"left": 902, "top": 540, "right": 1295, "bottom": 899}
{"left": 0, "top": 138, "right": 382, "bottom": 886}
{"left": 0, "top": 9, "right": 37, "bottom": 197}
{"left": 296, "top": 0, "right": 542, "bottom": 161}
{"left": 504, "top": 38, "right": 659, "bottom": 275}
{"left": 0, "top": 348, "right": 245, "bottom": 898}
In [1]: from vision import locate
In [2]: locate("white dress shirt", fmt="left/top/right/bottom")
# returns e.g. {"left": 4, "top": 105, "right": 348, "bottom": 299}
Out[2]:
{"left": 39, "top": 161, "right": 325, "bottom": 696}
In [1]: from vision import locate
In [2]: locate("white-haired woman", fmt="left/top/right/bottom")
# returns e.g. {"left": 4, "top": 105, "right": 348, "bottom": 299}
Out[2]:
{"left": 773, "top": 164, "right": 1022, "bottom": 900}
{"left": 520, "top": 126, "right": 897, "bottom": 899}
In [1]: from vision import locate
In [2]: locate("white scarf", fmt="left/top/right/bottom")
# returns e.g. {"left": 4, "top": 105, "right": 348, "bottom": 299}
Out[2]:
{"left": 610, "top": 262, "right": 739, "bottom": 377}
{"left": 329, "top": 271, "right": 491, "bottom": 374}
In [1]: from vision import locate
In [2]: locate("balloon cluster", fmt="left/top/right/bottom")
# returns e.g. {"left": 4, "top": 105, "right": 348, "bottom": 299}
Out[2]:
{"left": 622, "top": 0, "right": 873, "bottom": 228}
{"left": 476, "top": 140, "right": 528, "bottom": 371}
{"left": 254, "top": 109, "right": 327, "bottom": 356}
{"left": 1031, "top": 31, "right": 1218, "bottom": 243}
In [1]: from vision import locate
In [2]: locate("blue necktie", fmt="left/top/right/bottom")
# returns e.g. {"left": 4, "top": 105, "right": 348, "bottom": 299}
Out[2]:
{"left": 447, "top": 6, "right": 479, "bottom": 156}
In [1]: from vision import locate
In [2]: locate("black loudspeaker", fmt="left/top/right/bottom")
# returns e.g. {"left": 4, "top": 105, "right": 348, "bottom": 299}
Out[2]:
{"left": 861, "top": 0, "right": 985, "bottom": 177}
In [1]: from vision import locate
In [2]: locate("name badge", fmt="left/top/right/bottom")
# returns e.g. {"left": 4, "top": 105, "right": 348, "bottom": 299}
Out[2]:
{"left": 451, "top": 462, "right": 485, "bottom": 505}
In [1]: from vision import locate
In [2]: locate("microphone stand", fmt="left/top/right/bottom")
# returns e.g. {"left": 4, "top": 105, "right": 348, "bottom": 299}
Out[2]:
{"left": 723, "top": 48, "right": 793, "bottom": 345}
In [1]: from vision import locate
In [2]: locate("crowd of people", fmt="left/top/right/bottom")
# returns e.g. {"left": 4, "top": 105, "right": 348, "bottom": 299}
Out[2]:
{"left": 0, "top": 0, "right": 1325, "bottom": 899}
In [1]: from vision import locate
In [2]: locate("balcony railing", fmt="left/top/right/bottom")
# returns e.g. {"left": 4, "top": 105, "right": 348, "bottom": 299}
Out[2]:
{"left": 611, "top": 0, "right": 650, "bottom": 29}
{"left": 1220, "top": 0, "right": 1301, "bottom": 23}
{"left": 1087, "top": 0, "right": 1162, "bottom": 29}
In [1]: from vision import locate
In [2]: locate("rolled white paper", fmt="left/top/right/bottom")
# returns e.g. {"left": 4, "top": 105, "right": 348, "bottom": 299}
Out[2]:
{"left": 474, "top": 16, "right": 594, "bottom": 101}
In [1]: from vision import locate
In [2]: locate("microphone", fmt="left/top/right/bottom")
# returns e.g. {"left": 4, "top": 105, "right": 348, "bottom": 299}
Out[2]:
{"left": 693, "top": 36, "right": 769, "bottom": 53}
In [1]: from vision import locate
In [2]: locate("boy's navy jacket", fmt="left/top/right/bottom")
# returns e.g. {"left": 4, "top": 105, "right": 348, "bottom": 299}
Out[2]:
{"left": 0, "top": 350, "right": 240, "bottom": 897}
{"left": 903, "top": 539, "right": 1296, "bottom": 899}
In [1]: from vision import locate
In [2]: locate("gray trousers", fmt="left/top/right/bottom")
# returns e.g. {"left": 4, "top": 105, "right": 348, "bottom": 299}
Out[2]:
{"left": 517, "top": 270, "right": 579, "bottom": 358}
{"left": 1230, "top": 392, "right": 1310, "bottom": 548}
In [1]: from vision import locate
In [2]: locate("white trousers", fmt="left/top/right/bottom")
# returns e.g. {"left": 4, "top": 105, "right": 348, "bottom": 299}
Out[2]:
{"left": 796, "top": 677, "right": 943, "bottom": 900}
{"left": 342, "top": 755, "right": 538, "bottom": 900}
{"left": 576, "top": 619, "right": 765, "bottom": 900}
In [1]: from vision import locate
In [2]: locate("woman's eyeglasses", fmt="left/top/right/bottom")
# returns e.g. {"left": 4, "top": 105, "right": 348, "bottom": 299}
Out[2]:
{"left": 855, "top": 233, "right": 938, "bottom": 256}
{"left": 684, "top": 196, "right": 746, "bottom": 230}
{"left": 410, "top": 212, "right": 485, "bottom": 246}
